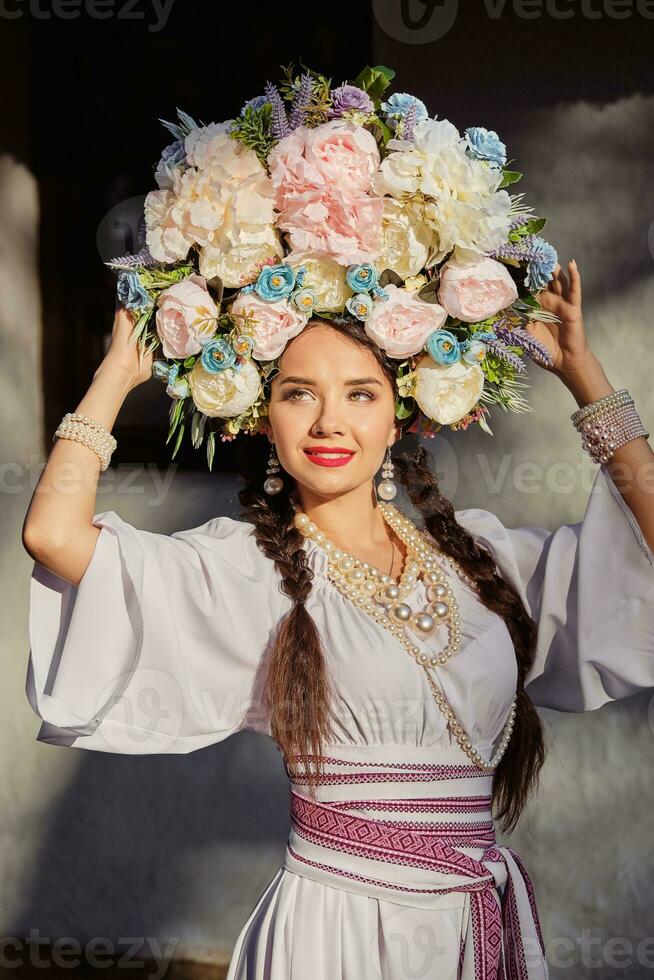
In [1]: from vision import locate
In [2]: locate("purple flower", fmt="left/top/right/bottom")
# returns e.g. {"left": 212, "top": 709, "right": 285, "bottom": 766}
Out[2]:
{"left": 328, "top": 84, "right": 375, "bottom": 119}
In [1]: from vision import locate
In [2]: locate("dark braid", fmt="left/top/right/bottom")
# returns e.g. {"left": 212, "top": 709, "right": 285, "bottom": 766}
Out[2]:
{"left": 238, "top": 470, "right": 336, "bottom": 797}
{"left": 393, "top": 446, "right": 546, "bottom": 834}
{"left": 238, "top": 317, "right": 546, "bottom": 831}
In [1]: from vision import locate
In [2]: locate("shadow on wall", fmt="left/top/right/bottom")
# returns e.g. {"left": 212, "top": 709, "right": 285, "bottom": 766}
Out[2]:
{"left": 8, "top": 729, "right": 291, "bottom": 969}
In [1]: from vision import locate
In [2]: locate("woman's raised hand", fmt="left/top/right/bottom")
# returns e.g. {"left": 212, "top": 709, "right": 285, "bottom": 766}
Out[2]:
{"left": 102, "top": 301, "right": 154, "bottom": 390}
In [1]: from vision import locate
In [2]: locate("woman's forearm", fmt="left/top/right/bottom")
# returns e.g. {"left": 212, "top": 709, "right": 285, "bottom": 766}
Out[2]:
{"left": 22, "top": 358, "right": 136, "bottom": 583}
{"left": 560, "top": 355, "right": 654, "bottom": 554}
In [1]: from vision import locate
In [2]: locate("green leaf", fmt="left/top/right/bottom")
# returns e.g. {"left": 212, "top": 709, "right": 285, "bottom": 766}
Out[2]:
{"left": 499, "top": 169, "right": 522, "bottom": 188}
{"left": 183, "top": 355, "right": 197, "bottom": 368}
{"left": 206, "top": 430, "right": 216, "bottom": 471}
{"left": 395, "top": 398, "right": 414, "bottom": 420}
{"left": 379, "top": 268, "right": 404, "bottom": 288}
{"left": 352, "top": 65, "right": 395, "bottom": 104}
{"left": 417, "top": 279, "right": 442, "bottom": 304}
{"left": 171, "top": 422, "right": 185, "bottom": 459}
{"left": 518, "top": 216, "right": 546, "bottom": 236}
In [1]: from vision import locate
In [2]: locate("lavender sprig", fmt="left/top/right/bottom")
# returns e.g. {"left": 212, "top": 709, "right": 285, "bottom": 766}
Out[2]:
{"left": 401, "top": 98, "right": 417, "bottom": 142}
{"left": 485, "top": 339, "right": 527, "bottom": 373}
{"left": 288, "top": 71, "right": 313, "bottom": 130}
{"left": 265, "top": 81, "right": 290, "bottom": 140}
{"left": 489, "top": 234, "right": 541, "bottom": 263}
{"left": 105, "top": 247, "right": 160, "bottom": 270}
{"left": 495, "top": 323, "right": 554, "bottom": 367}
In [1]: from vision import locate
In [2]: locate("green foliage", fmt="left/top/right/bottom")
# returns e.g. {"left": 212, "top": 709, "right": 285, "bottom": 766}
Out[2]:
{"left": 206, "top": 430, "right": 216, "bottom": 471}
{"left": 508, "top": 216, "right": 546, "bottom": 240}
{"left": 351, "top": 65, "right": 395, "bottom": 106}
{"left": 139, "top": 265, "right": 194, "bottom": 290}
{"left": 278, "top": 62, "right": 332, "bottom": 127}
{"left": 499, "top": 169, "right": 522, "bottom": 188}
{"left": 229, "top": 103, "right": 275, "bottom": 165}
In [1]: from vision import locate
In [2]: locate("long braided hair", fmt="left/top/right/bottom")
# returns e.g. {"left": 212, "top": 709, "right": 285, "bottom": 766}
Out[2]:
{"left": 238, "top": 317, "right": 546, "bottom": 834}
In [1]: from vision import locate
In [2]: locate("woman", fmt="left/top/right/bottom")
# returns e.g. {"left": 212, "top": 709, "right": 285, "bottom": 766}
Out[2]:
{"left": 22, "top": 262, "right": 654, "bottom": 979}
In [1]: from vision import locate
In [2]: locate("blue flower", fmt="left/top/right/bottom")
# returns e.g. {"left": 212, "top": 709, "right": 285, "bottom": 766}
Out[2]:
{"left": 240, "top": 94, "right": 269, "bottom": 115}
{"left": 525, "top": 238, "right": 558, "bottom": 291}
{"left": 461, "top": 339, "right": 489, "bottom": 366}
{"left": 254, "top": 263, "right": 296, "bottom": 301}
{"left": 232, "top": 334, "right": 255, "bottom": 357}
{"left": 346, "top": 263, "right": 379, "bottom": 293}
{"left": 155, "top": 139, "right": 187, "bottom": 189}
{"left": 200, "top": 338, "right": 237, "bottom": 374}
{"left": 380, "top": 93, "right": 429, "bottom": 128}
{"left": 426, "top": 329, "right": 461, "bottom": 365}
{"left": 346, "top": 293, "right": 374, "bottom": 321}
{"left": 292, "top": 288, "right": 316, "bottom": 315}
{"left": 117, "top": 270, "right": 153, "bottom": 312}
{"left": 464, "top": 127, "right": 507, "bottom": 168}
{"left": 166, "top": 378, "right": 189, "bottom": 399}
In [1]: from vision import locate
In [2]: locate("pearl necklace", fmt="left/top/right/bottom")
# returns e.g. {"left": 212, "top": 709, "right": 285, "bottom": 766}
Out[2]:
{"left": 292, "top": 501, "right": 516, "bottom": 771}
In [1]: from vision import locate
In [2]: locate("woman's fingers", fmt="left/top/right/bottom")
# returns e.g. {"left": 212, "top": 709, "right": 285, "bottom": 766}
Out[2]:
{"left": 567, "top": 258, "right": 582, "bottom": 307}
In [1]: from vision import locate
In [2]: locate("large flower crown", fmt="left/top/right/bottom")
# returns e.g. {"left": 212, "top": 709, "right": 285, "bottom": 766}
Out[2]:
{"left": 107, "top": 63, "right": 558, "bottom": 469}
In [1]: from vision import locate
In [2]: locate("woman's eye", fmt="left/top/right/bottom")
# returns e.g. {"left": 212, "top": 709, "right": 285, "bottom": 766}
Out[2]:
{"left": 284, "top": 388, "right": 376, "bottom": 402}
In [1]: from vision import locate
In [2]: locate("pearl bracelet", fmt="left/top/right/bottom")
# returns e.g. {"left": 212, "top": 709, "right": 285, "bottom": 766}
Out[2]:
{"left": 53, "top": 413, "right": 117, "bottom": 471}
{"left": 571, "top": 389, "right": 649, "bottom": 464}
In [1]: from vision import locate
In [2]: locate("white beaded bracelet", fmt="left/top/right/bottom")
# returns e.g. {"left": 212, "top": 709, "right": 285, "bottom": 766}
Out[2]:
{"left": 53, "top": 413, "right": 117, "bottom": 471}
{"left": 571, "top": 389, "right": 649, "bottom": 464}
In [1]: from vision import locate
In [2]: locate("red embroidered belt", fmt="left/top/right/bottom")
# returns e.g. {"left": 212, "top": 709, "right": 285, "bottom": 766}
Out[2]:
{"left": 282, "top": 744, "right": 549, "bottom": 980}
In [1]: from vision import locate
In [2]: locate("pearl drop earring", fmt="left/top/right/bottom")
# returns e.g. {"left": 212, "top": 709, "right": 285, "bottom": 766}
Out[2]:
{"left": 264, "top": 443, "right": 284, "bottom": 495}
{"left": 377, "top": 446, "right": 397, "bottom": 501}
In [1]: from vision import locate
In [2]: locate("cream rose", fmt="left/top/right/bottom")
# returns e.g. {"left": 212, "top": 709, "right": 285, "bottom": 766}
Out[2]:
{"left": 287, "top": 257, "right": 354, "bottom": 312}
{"left": 438, "top": 249, "right": 518, "bottom": 322}
{"left": 189, "top": 359, "right": 262, "bottom": 418}
{"left": 413, "top": 355, "right": 485, "bottom": 425}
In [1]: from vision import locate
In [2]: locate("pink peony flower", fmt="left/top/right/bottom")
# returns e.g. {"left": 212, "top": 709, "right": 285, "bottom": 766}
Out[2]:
{"left": 364, "top": 284, "right": 448, "bottom": 359}
{"left": 269, "top": 120, "right": 380, "bottom": 202}
{"left": 303, "top": 120, "right": 380, "bottom": 194}
{"left": 268, "top": 120, "right": 384, "bottom": 266}
{"left": 230, "top": 292, "right": 309, "bottom": 361}
{"left": 155, "top": 274, "right": 218, "bottom": 359}
{"left": 278, "top": 186, "right": 383, "bottom": 266}
{"left": 438, "top": 251, "right": 518, "bottom": 322}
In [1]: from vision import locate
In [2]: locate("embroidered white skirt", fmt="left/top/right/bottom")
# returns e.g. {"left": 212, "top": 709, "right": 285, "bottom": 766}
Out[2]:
{"left": 226, "top": 744, "right": 549, "bottom": 980}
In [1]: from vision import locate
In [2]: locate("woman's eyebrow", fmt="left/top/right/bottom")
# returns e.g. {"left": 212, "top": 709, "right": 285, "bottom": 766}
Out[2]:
{"left": 278, "top": 376, "right": 383, "bottom": 386}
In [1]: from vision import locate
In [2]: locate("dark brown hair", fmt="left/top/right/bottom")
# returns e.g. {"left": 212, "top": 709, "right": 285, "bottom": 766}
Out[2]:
{"left": 238, "top": 317, "right": 546, "bottom": 834}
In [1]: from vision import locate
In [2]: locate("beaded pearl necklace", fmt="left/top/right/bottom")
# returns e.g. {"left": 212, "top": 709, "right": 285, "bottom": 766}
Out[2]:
{"left": 292, "top": 500, "right": 516, "bottom": 771}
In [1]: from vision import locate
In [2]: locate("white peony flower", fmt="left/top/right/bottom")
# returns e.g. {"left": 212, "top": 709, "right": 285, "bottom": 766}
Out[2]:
{"left": 184, "top": 122, "right": 233, "bottom": 170}
{"left": 189, "top": 358, "right": 262, "bottom": 419}
{"left": 374, "top": 116, "right": 512, "bottom": 265}
{"left": 145, "top": 137, "right": 283, "bottom": 287}
{"left": 377, "top": 198, "right": 435, "bottom": 280}
{"left": 413, "top": 354, "right": 485, "bottom": 425}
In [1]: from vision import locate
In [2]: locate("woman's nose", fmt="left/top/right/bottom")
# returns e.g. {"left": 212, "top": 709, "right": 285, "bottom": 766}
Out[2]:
{"left": 311, "top": 400, "right": 346, "bottom": 436}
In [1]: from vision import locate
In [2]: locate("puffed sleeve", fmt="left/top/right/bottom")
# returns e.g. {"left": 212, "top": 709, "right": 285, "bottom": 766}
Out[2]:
{"left": 26, "top": 511, "right": 290, "bottom": 754}
{"left": 454, "top": 463, "right": 654, "bottom": 711}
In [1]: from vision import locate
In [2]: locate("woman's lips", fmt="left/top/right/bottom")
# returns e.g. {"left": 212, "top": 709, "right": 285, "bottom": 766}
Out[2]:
{"left": 303, "top": 450, "right": 355, "bottom": 468}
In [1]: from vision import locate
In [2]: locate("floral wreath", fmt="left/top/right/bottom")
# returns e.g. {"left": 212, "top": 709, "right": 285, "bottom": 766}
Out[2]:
{"left": 107, "top": 62, "right": 558, "bottom": 469}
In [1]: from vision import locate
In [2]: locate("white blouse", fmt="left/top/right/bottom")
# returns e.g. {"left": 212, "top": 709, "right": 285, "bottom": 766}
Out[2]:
{"left": 26, "top": 463, "right": 654, "bottom": 759}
